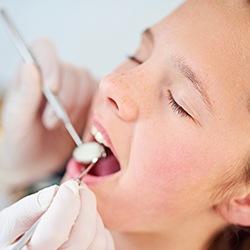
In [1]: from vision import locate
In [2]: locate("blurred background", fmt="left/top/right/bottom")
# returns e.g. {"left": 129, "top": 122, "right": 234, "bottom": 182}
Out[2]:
{"left": 0, "top": 0, "right": 185, "bottom": 208}
{"left": 0, "top": 0, "right": 184, "bottom": 96}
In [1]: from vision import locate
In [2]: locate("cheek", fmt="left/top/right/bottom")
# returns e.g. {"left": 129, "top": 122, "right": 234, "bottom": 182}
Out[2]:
{"left": 124, "top": 125, "right": 220, "bottom": 211}
{"left": 128, "top": 139, "right": 200, "bottom": 190}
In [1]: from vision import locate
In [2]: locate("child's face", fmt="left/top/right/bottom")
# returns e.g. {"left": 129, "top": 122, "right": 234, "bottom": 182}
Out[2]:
{"left": 66, "top": 0, "right": 250, "bottom": 234}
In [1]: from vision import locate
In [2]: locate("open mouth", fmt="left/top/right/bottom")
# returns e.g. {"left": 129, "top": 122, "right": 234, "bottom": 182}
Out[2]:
{"left": 87, "top": 146, "right": 120, "bottom": 176}
{"left": 66, "top": 124, "right": 121, "bottom": 180}
{"left": 83, "top": 124, "right": 121, "bottom": 177}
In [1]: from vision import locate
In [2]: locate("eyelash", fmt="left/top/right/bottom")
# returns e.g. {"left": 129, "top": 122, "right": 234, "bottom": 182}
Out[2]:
{"left": 129, "top": 56, "right": 190, "bottom": 119}
{"left": 128, "top": 55, "right": 143, "bottom": 64}
{"left": 167, "top": 91, "right": 190, "bottom": 118}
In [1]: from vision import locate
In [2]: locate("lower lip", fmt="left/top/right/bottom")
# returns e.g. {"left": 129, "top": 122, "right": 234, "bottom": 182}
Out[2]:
{"left": 66, "top": 158, "right": 109, "bottom": 185}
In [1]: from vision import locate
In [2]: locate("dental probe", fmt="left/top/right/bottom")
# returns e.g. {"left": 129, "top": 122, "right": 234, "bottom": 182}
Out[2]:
{"left": 0, "top": 9, "right": 82, "bottom": 146}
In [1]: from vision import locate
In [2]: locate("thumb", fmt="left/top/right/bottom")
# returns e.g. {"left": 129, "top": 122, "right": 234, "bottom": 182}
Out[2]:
{"left": 18, "top": 64, "right": 43, "bottom": 112}
{"left": 0, "top": 185, "right": 58, "bottom": 246}
{"left": 28, "top": 180, "right": 80, "bottom": 250}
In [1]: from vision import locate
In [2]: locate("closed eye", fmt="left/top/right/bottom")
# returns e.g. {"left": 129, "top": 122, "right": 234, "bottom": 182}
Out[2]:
{"left": 167, "top": 90, "right": 190, "bottom": 118}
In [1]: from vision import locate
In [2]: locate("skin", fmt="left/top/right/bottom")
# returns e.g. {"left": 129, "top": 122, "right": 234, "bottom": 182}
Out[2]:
{"left": 64, "top": 0, "right": 250, "bottom": 249}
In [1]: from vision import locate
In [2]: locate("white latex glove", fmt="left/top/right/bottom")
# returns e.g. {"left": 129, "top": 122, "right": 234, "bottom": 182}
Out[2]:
{"left": 0, "top": 184, "right": 58, "bottom": 248}
{"left": 1, "top": 39, "right": 97, "bottom": 185}
{"left": 0, "top": 180, "right": 115, "bottom": 250}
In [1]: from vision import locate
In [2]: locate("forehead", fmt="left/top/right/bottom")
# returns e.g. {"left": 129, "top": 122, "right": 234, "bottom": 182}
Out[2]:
{"left": 154, "top": 0, "right": 250, "bottom": 64}
{"left": 152, "top": 0, "right": 250, "bottom": 103}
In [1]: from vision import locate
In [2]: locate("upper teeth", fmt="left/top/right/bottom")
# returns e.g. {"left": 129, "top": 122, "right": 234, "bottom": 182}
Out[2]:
{"left": 91, "top": 126, "right": 108, "bottom": 147}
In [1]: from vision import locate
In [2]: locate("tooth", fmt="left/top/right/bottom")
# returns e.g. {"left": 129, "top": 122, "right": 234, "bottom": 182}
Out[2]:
{"left": 96, "top": 132, "right": 108, "bottom": 147}
{"left": 95, "top": 131, "right": 104, "bottom": 144}
{"left": 91, "top": 125, "right": 109, "bottom": 147}
{"left": 91, "top": 126, "right": 98, "bottom": 136}
{"left": 102, "top": 139, "right": 108, "bottom": 147}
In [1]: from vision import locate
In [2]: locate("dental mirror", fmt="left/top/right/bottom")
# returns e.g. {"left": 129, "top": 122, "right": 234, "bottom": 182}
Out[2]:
{"left": 73, "top": 142, "right": 107, "bottom": 184}
{"left": 73, "top": 141, "right": 106, "bottom": 164}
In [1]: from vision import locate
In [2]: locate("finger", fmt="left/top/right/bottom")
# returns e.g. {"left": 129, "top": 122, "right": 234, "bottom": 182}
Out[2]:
{"left": 60, "top": 183, "right": 97, "bottom": 249}
{"left": 54, "top": 64, "right": 89, "bottom": 132}
{"left": 28, "top": 180, "right": 80, "bottom": 250}
{"left": 87, "top": 213, "right": 115, "bottom": 250}
{"left": 42, "top": 63, "right": 78, "bottom": 130}
{"left": 31, "top": 39, "right": 63, "bottom": 130}
{"left": 57, "top": 66, "right": 96, "bottom": 136}
{"left": 31, "top": 39, "right": 61, "bottom": 92}
{"left": 104, "top": 229, "right": 115, "bottom": 250}
{"left": 41, "top": 63, "right": 92, "bottom": 131}
{"left": 0, "top": 185, "right": 58, "bottom": 247}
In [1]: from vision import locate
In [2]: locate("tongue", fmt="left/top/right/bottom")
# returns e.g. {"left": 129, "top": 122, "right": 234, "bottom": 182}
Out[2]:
{"left": 89, "top": 154, "right": 120, "bottom": 176}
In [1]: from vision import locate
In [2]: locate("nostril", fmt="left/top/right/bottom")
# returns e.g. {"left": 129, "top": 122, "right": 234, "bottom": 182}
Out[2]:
{"left": 108, "top": 97, "right": 119, "bottom": 110}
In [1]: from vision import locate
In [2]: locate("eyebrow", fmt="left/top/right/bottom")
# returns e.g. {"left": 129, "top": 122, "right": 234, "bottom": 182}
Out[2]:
{"left": 143, "top": 28, "right": 212, "bottom": 112}
{"left": 172, "top": 56, "right": 212, "bottom": 112}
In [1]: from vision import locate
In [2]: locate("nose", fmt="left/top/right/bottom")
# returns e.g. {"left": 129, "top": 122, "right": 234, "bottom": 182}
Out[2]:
{"left": 99, "top": 73, "right": 139, "bottom": 122}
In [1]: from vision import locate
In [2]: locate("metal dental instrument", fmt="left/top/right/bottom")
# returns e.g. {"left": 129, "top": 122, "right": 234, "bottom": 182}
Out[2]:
{"left": 0, "top": 9, "right": 82, "bottom": 146}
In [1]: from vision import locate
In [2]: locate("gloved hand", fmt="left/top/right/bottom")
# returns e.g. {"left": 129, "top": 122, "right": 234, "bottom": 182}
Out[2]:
{"left": 0, "top": 180, "right": 114, "bottom": 250}
{"left": 1, "top": 39, "right": 97, "bottom": 185}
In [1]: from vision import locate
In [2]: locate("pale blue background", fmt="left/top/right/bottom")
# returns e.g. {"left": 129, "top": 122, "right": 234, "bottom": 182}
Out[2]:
{"left": 0, "top": 0, "right": 184, "bottom": 95}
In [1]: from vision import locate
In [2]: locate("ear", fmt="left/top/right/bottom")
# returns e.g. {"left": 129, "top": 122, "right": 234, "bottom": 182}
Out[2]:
{"left": 217, "top": 192, "right": 250, "bottom": 226}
